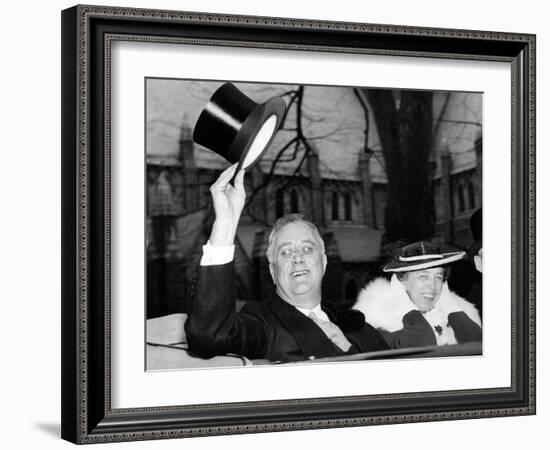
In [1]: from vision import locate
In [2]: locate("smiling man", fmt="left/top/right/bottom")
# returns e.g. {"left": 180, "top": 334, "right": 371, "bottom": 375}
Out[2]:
{"left": 185, "top": 165, "right": 389, "bottom": 362}
{"left": 353, "top": 242, "right": 482, "bottom": 349}
{"left": 267, "top": 218, "right": 327, "bottom": 309}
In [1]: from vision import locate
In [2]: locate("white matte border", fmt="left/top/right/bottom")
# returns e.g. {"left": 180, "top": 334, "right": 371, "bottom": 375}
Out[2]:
{"left": 111, "top": 41, "right": 511, "bottom": 408}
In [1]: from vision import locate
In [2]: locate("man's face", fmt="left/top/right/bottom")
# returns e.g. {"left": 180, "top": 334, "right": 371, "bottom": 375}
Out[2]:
{"left": 474, "top": 248, "right": 483, "bottom": 273}
{"left": 269, "top": 222, "right": 327, "bottom": 308}
{"left": 400, "top": 267, "right": 445, "bottom": 312}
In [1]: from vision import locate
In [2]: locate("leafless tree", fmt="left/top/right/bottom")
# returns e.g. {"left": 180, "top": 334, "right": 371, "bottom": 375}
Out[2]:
{"left": 355, "top": 88, "right": 481, "bottom": 247}
{"left": 358, "top": 88, "right": 435, "bottom": 244}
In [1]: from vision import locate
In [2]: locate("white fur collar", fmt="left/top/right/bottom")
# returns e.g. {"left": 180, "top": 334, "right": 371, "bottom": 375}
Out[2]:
{"left": 353, "top": 275, "right": 481, "bottom": 345}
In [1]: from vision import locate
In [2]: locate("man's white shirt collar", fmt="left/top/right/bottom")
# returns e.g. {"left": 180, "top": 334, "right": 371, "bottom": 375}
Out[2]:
{"left": 295, "top": 304, "right": 330, "bottom": 323}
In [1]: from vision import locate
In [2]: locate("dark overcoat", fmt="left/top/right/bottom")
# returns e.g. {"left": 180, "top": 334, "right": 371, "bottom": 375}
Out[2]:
{"left": 185, "top": 262, "right": 389, "bottom": 362}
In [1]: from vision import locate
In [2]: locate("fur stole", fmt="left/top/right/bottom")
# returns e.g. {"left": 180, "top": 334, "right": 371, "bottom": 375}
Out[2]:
{"left": 353, "top": 275, "right": 481, "bottom": 345}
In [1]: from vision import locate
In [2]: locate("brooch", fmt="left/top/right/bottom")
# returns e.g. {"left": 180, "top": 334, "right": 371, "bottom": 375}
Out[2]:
{"left": 434, "top": 325, "right": 443, "bottom": 335}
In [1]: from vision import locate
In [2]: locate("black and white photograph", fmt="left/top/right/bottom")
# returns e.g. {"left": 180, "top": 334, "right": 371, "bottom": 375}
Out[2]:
{"left": 3, "top": 0, "right": 547, "bottom": 446}
{"left": 56, "top": 2, "right": 537, "bottom": 445}
{"left": 145, "top": 79, "right": 484, "bottom": 370}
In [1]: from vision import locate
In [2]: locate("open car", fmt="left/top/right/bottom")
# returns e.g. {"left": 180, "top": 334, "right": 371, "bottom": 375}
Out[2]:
{"left": 147, "top": 313, "right": 482, "bottom": 370}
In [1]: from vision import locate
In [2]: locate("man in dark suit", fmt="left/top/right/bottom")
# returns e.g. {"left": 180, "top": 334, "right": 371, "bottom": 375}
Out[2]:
{"left": 185, "top": 165, "right": 389, "bottom": 362}
{"left": 466, "top": 208, "right": 483, "bottom": 319}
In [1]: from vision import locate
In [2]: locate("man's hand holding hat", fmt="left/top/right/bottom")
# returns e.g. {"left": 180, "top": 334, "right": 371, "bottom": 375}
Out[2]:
{"left": 209, "top": 164, "right": 246, "bottom": 247}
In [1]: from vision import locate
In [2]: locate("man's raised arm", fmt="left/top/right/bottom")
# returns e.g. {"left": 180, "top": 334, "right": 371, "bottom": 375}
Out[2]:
{"left": 208, "top": 164, "right": 246, "bottom": 247}
{"left": 185, "top": 165, "right": 268, "bottom": 359}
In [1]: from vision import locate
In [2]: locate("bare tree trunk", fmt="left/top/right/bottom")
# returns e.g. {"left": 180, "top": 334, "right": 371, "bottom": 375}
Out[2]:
{"left": 363, "top": 88, "right": 434, "bottom": 244}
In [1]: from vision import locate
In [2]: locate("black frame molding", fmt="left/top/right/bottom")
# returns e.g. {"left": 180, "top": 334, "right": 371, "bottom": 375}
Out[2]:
{"left": 61, "top": 4, "right": 536, "bottom": 444}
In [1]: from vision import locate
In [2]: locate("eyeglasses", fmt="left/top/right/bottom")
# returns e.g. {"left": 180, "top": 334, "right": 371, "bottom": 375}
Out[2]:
{"left": 279, "top": 245, "right": 316, "bottom": 259}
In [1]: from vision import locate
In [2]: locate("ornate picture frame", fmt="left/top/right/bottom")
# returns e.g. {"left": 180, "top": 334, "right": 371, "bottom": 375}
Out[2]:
{"left": 61, "top": 4, "right": 535, "bottom": 444}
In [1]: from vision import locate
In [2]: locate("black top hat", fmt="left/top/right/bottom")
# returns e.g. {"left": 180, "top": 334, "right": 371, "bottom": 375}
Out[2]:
{"left": 383, "top": 241, "right": 465, "bottom": 273}
{"left": 193, "top": 83, "right": 286, "bottom": 174}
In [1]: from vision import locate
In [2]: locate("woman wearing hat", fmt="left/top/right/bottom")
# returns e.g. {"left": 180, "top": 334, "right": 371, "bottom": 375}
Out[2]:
{"left": 353, "top": 242, "right": 482, "bottom": 349}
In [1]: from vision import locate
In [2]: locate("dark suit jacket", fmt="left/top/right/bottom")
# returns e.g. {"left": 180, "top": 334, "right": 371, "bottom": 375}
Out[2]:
{"left": 185, "top": 262, "right": 389, "bottom": 362}
{"left": 467, "top": 282, "right": 483, "bottom": 320}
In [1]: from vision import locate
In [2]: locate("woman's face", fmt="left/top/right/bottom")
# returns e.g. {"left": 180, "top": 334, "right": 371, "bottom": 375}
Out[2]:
{"left": 400, "top": 267, "right": 445, "bottom": 312}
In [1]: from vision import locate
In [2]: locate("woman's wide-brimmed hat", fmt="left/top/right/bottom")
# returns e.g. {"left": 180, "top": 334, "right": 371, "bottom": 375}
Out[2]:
{"left": 383, "top": 241, "right": 465, "bottom": 273}
{"left": 193, "top": 83, "right": 286, "bottom": 175}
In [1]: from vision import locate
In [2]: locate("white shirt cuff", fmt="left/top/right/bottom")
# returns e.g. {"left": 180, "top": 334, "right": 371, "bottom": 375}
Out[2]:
{"left": 200, "top": 241, "right": 235, "bottom": 266}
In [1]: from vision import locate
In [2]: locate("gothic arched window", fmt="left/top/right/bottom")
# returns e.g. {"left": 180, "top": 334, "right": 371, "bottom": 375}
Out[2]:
{"left": 290, "top": 188, "right": 299, "bottom": 213}
{"left": 468, "top": 182, "right": 476, "bottom": 210}
{"left": 332, "top": 191, "right": 339, "bottom": 220}
{"left": 458, "top": 184, "right": 466, "bottom": 213}
{"left": 275, "top": 188, "right": 284, "bottom": 218}
{"left": 344, "top": 192, "right": 353, "bottom": 221}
